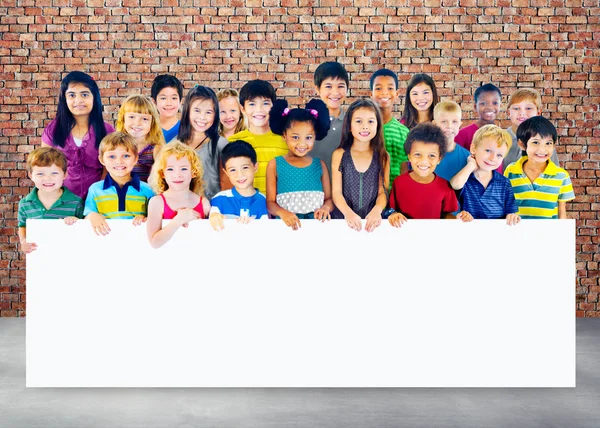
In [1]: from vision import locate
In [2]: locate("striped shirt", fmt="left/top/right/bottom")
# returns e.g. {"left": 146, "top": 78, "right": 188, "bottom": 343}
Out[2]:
{"left": 84, "top": 173, "right": 154, "bottom": 219}
{"left": 209, "top": 187, "right": 268, "bottom": 219}
{"left": 504, "top": 156, "right": 575, "bottom": 219}
{"left": 132, "top": 144, "right": 155, "bottom": 183}
{"left": 383, "top": 118, "right": 409, "bottom": 186}
{"left": 459, "top": 171, "right": 518, "bottom": 219}
{"left": 18, "top": 187, "right": 84, "bottom": 227}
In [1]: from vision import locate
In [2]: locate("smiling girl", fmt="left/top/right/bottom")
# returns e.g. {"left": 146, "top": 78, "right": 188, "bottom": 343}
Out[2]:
{"left": 400, "top": 73, "right": 439, "bottom": 129}
{"left": 217, "top": 88, "right": 246, "bottom": 139}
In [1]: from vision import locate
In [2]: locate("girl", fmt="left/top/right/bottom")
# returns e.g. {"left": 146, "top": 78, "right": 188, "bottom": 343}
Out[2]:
{"left": 331, "top": 99, "right": 390, "bottom": 232}
{"left": 116, "top": 94, "right": 165, "bottom": 183}
{"left": 217, "top": 88, "right": 246, "bottom": 138}
{"left": 178, "top": 85, "right": 228, "bottom": 200}
{"left": 266, "top": 99, "right": 333, "bottom": 230}
{"left": 146, "top": 141, "right": 210, "bottom": 249}
{"left": 400, "top": 73, "right": 439, "bottom": 129}
{"left": 41, "top": 71, "right": 115, "bottom": 199}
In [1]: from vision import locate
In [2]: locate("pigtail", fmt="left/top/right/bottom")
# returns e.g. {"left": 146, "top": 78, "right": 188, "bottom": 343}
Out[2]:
{"left": 305, "top": 99, "right": 330, "bottom": 141}
{"left": 269, "top": 99, "right": 289, "bottom": 136}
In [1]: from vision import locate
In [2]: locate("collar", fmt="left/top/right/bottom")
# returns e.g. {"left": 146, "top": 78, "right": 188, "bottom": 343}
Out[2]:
{"left": 103, "top": 172, "right": 141, "bottom": 191}
{"left": 332, "top": 108, "right": 345, "bottom": 122}
{"left": 514, "top": 156, "right": 558, "bottom": 175}
{"left": 23, "top": 186, "right": 76, "bottom": 204}
{"left": 232, "top": 186, "right": 259, "bottom": 199}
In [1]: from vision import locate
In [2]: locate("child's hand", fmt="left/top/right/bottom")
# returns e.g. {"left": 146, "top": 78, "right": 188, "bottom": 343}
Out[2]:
{"left": 466, "top": 155, "right": 479, "bottom": 172}
{"left": 365, "top": 210, "right": 382, "bottom": 233}
{"left": 175, "top": 208, "right": 200, "bottom": 226}
{"left": 20, "top": 240, "right": 38, "bottom": 254}
{"left": 237, "top": 215, "right": 252, "bottom": 225}
{"left": 456, "top": 211, "right": 473, "bottom": 222}
{"left": 88, "top": 212, "right": 110, "bottom": 236}
{"left": 63, "top": 216, "right": 78, "bottom": 226}
{"left": 314, "top": 208, "right": 331, "bottom": 222}
{"left": 280, "top": 210, "right": 301, "bottom": 230}
{"left": 209, "top": 213, "right": 225, "bottom": 231}
{"left": 345, "top": 212, "right": 362, "bottom": 231}
{"left": 388, "top": 212, "right": 408, "bottom": 228}
{"left": 506, "top": 213, "right": 521, "bottom": 226}
{"left": 132, "top": 215, "right": 147, "bottom": 226}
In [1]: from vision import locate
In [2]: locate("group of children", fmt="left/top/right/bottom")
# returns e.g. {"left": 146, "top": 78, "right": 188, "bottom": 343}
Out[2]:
{"left": 18, "top": 62, "right": 575, "bottom": 252}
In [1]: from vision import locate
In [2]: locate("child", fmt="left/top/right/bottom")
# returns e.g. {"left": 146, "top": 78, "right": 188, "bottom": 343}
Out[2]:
{"left": 217, "top": 88, "right": 246, "bottom": 139}
{"left": 312, "top": 61, "right": 350, "bottom": 180}
{"left": 146, "top": 142, "right": 210, "bottom": 248}
{"left": 18, "top": 147, "right": 83, "bottom": 254}
{"left": 209, "top": 140, "right": 269, "bottom": 231}
{"left": 432, "top": 101, "right": 470, "bottom": 182}
{"left": 331, "top": 99, "right": 390, "bottom": 232}
{"left": 151, "top": 74, "right": 183, "bottom": 143}
{"left": 370, "top": 68, "right": 410, "bottom": 185}
{"left": 387, "top": 123, "right": 473, "bottom": 226}
{"left": 400, "top": 73, "right": 439, "bottom": 129}
{"left": 503, "top": 88, "right": 560, "bottom": 169}
{"left": 450, "top": 125, "right": 520, "bottom": 225}
{"left": 266, "top": 99, "right": 333, "bottom": 230}
{"left": 455, "top": 83, "right": 502, "bottom": 151}
{"left": 84, "top": 132, "right": 155, "bottom": 236}
{"left": 177, "top": 85, "right": 229, "bottom": 200}
{"left": 228, "top": 80, "right": 288, "bottom": 196}
{"left": 116, "top": 94, "right": 165, "bottom": 183}
{"left": 42, "top": 71, "right": 115, "bottom": 199}
{"left": 504, "top": 116, "right": 574, "bottom": 219}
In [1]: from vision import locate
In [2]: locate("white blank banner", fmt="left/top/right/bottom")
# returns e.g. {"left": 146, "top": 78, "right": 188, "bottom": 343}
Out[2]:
{"left": 26, "top": 219, "right": 575, "bottom": 387}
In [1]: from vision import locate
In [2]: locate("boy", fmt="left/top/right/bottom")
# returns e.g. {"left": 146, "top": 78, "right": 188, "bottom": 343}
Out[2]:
{"left": 455, "top": 83, "right": 502, "bottom": 151}
{"left": 151, "top": 74, "right": 183, "bottom": 143}
{"left": 387, "top": 123, "right": 473, "bottom": 226}
{"left": 228, "top": 80, "right": 288, "bottom": 195}
{"left": 431, "top": 100, "right": 470, "bottom": 182}
{"left": 312, "top": 61, "right": 349, "bottom": 180}
{"left": 18, "top": 147, "right": 83, "bottom": 254}
{"left": 504, "top": 116, "right": 574, "bottom": 219}
{"left": 84, "top": 132, "right": 154, "bottom": 236}
{"left": 450, "top": 125, "right": 520, "bottom": 225}
{"left": 209, "top": 140, "right": 268, "bottom": 231}
{"left": 370, "top": 68, "right": 410, "bottom": 185}
{"left": 503, "top": 88, "right": 559, "bottom": 169}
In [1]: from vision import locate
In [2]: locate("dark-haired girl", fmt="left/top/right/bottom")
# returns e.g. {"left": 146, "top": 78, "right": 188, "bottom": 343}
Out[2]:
{"left": 400, "top": 73, "right": 439, "bottom": 129}
{"left": 266, "top": 99, "right": 333, "bottom": 230}
{"left": 41, "top": 71, "right": 115, "bottom": 199}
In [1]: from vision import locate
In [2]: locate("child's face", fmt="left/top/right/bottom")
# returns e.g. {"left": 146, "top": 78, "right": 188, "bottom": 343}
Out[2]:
{"left": 241, "top": 97, "right": 273, "bottom": 129}
{"left": 65, "top": 82, "right": 94, "bottom": 118}
{"left": 124, "top": 112, "right": 153, "bottom": 142}
{"left": 371, "top": 75, "right": 400, "bottom": 111}
{"left": 189, "top": 98, "right": 216, "bottom": 136}
{"left": 316, "top": 77, "right": 347, "bottom": 113}
{"left": 434, "top": 111, "right": 462, "bottom": 145}
{"left": 508, "top": 100, "right": 539, "bottom": 129}
{"left": 350, "top": 107, "right": 378, "bottom": 144}
{"left": 520, "top": 133, "right": 555, "bottom": 166}
{"left": 471, "top": 137, "right": 508, "bottom": 172}
{"left": 283, "top": 121, "right": 315, "bottom": 158}
{"left": 475, "top": 91, "right": 501, "bottom": 123}
{"left": 30, "top": 164, "right": 67, "bottom": 194}
{"left": 155, "top": 87, "right": 181, "bottom": 120}
{"left": 224, "top": 156, "right": 258, "bottom": 191}
{"left": 163, "top": 155, "right": 194, "bottom": 191}
{"left": 100, "top": 146, "right": 137, "bottom": 179}
{"left": 407, "top": 141, "right": 441, "bottom": 178}
{"left": 219, "top": 96, "right": 241, "bottom": 134}
{"left": 409, "top": 83, "right": 434, "bottom": 113}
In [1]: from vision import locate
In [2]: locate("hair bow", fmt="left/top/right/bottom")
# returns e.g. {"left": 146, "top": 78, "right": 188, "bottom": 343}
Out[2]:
{"left": 282, "top": 108, "right": 290, "bottom": 117}
{"left": 308, "top": 109, "right": 318, "bottom": 119}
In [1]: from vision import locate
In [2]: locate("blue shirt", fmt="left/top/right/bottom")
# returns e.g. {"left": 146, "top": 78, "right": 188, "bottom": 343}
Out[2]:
{"left": 209, "top": 187, "right": 268, "bottom": 219}
{"left": 459, "top": 171, "right": 518, "bottom": 219}
{"left": 435, "top": 144, "right": 470, "bottom": 182}
{"left": 84, "top": 173, "right": 154, "bottom": 218}
{"left": 163, "top": 121, "right": 180, "bottom": 144}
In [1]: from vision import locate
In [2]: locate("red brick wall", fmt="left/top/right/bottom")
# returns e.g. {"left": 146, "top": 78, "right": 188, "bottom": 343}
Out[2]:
{"left": 1, "top": 1, "right": 598, "bottom": 317}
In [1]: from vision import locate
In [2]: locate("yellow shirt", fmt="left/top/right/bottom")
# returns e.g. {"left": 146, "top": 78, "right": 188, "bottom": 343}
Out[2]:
{"left": 228, "top": 130, "right": 288, "bottom": 195}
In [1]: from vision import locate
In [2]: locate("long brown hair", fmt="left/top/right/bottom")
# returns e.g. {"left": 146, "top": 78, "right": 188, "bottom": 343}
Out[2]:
{"left": 400, "top": 73, "right": 439, "bottom": 129}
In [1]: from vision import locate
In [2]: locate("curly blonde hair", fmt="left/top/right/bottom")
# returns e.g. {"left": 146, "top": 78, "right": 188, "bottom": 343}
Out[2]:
{"left": 216, "top": 88, "right": 247, "bottom": 137}
{"left": 148, "top": 141, "right": 205, "bottom": 196}
{"left": 116, "top": 94, "right": 166, "bottom": 157}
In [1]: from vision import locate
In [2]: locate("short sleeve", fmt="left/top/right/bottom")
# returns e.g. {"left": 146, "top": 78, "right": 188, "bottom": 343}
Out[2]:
{"left": 504, "top": 181, "right": 519, "bottom": 215}
{"left": 75, "top": 198, "right": 85, "bottom": 219}
{"left": 558, "top": 171, "right": 575, "bottom": 202}
{"left": 83, "top": 186, "right": 99, "bottom": 216}
{"left": 17, "top": 201, "right": 27, "bottom": 227}
{"left": 442, "top": 182, "right": 459, "bottom": 214}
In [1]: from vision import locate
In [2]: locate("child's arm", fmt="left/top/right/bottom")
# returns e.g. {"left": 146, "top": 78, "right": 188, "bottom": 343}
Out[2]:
{"left": 314, "top": 160, "right": 334, "bottom": 221}
{"left": 18, "top": 226, "right": 37, "bottom": 254}
{"left": 146, "top": 196, "right": 200, "bottom": 249}
{"left": 558, "top": 201, "right": 568, "bottom": 219}
{"left": 450, "top": 155, "right": 478, "bottom": 190}
{"left": 331, "top": 149, "right": 362, "bottom": 231}
{"left": 365, "top": 156, "right": 390, "bottom": 232}
{"left": 266, "top": 158, "right": 301, "bottom": 230}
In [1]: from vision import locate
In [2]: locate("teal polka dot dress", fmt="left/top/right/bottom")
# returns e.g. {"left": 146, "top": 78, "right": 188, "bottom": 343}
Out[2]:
{"left": 275, "top": 156, "right": 324, "bottom": 217}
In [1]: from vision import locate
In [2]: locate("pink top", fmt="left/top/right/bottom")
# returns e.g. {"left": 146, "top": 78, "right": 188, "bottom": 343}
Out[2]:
{"left": 160, "top": 194, "right": 205, "bottom": 219}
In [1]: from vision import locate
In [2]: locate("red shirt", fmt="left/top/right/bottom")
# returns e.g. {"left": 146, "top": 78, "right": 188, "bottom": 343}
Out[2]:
{"left": 390, "top": 173, "right": 459, "bottom": 219}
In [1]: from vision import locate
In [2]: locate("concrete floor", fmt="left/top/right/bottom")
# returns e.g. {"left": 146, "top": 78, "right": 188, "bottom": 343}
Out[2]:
{"left": 1, "top": 318, "right": 599, "bottom": 428}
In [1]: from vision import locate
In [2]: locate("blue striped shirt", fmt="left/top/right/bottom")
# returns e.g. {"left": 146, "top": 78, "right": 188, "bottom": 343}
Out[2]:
{"left": 459, "top": 171, "right": 518, "bottom": 219}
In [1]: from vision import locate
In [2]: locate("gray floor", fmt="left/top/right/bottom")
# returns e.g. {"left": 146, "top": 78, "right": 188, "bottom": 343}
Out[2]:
{"left": 1, "top": 318, "right": 599, "bottom": 428}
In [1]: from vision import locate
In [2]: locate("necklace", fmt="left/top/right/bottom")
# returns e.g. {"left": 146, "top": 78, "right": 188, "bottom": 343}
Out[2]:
{"left": 190, "top": 136, "right": 209, "bottom": 151}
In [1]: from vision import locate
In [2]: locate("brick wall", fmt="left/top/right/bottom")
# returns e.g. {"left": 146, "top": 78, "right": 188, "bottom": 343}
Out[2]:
{"left": 1, "top": 0, "right": 598, "bottom": 317}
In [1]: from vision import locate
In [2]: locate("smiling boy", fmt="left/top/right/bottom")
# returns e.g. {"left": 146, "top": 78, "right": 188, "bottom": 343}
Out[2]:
{"left": 151, "top": 74, "right": 184, "bottom": 143}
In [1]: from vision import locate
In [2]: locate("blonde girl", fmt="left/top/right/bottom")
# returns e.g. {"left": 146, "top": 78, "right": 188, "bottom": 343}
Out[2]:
{"left": 217, "top": 88, "right": 246, "bottom": 138}
{"left": 116, "top": 94, "right": 166, "bottom": 182}
{"left": 146, "top": 141, "right": 210, "bottom": 249}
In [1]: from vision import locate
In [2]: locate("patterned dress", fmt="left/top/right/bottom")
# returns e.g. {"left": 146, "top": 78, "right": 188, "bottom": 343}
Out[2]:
{"left": 275, "top": 156, "right": 324, "bottom": 219}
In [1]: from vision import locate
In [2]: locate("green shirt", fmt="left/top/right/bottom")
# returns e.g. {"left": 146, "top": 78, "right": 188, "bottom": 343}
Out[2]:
{"left": 18, "top": 187, "right": 84, "bottom": 227}
{"left": 383, "top": 118, "right": 409, "bottom": 186}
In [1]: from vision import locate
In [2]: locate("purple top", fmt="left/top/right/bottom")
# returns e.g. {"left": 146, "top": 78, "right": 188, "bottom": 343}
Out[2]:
{"left": 42, "top": 119, "right": 115, "bottom": 199}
